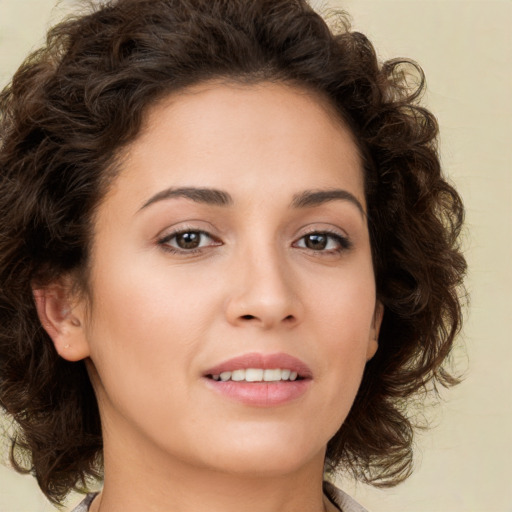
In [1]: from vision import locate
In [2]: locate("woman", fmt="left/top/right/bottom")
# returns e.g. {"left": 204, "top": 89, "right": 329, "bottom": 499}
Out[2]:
{"left": 0, "top": 0, "right": 466, "bottom": 511}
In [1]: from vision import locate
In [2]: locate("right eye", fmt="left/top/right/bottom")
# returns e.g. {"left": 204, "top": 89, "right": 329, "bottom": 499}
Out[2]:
{"left": 158, "top": 229, "right": 221, "bottom": 254}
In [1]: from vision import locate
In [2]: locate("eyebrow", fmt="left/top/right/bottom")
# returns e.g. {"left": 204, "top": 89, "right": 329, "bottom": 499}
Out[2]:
{"left": 140, "top": 186, "right": 233, "bottom": 210}
{"left": 139, "top": 186, "right": 365, "bottom": 217}
{"left": 291, "top": 189, "right": 366, "bottom": 217}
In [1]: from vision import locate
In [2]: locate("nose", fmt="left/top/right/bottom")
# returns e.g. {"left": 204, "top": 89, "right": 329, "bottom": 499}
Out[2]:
{"left": 224, "top": 244, "right": 303, "bottom": 330}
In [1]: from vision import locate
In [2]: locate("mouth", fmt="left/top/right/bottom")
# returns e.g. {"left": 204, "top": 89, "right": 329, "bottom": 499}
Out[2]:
{"left": 206, "top": 368, "right": 305, "bottom": 382}
{"left": 203, "top": 352, "right": 312, "bottom": 381}
{"left": 202, "top": 352, "right": 312, "bottom": 407}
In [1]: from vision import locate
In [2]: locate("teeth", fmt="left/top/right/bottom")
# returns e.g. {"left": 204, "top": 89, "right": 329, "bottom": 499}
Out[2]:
{"left": 263, "top": 369, "right": 281, "bottom": 381}
{"left": 210, "top": 368, "right": 301, "bottom": 382}
{"left": 232, "top": 369, "right": 245, "bottom": 381}
{"left": 245, "top": 368, "right": 264, "bottom": 381}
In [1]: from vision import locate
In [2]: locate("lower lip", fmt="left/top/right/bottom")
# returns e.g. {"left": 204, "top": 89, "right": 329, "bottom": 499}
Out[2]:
{"left": 203, "top": 378, "right": 311, "bottom": 407}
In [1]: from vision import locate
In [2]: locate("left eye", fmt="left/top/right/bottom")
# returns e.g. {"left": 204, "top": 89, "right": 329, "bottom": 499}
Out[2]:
{"left": 294, "top": 232, "right": 349, "bottom": 252}
{"left": 159, "top": 230, "right": 218, "bottom": 251}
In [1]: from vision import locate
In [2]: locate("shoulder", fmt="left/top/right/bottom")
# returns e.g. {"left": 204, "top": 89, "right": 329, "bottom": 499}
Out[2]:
{"left": 323, "top": 480, "right": 370, "bottom": 512}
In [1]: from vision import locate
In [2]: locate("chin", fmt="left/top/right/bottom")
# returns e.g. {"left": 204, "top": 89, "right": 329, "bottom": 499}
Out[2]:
{"left": 194, "top": 431, "right": 326, "bottom": 477}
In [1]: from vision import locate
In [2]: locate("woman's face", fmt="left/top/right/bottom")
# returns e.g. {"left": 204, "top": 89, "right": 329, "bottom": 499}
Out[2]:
{"left": 73, "top": 82, "right": 382, "bottom": 476}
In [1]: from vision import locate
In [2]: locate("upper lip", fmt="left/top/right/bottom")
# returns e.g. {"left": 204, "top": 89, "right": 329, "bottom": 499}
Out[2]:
{"left": 203, "top": 352, "right": 313, "bottom": 379}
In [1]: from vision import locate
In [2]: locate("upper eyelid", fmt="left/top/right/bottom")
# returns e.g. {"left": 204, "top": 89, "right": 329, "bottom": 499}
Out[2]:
{"left": 299, "top": 226, "right": 345, "bottom": 235}
{"left": 158, "top": 228, "right": 219, "bottom": 244}
{"left": 157, "top": 222, "right": 218, "bottom": 240}
{"left": 295, "top": 225, "right": 350, "bottom": 240}
{"left": 157, "top": 227, "right": 348, "bottom": 239}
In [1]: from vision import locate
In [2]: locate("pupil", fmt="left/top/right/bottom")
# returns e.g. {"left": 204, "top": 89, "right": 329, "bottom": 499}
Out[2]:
{"left": 177, "top": 232, "right": 200, "bottom": 249}
{"left": 306, "top": 234, "right": 327, "bottom": 250}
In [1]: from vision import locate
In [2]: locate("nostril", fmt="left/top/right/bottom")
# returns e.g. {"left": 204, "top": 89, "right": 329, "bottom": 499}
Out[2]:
{"left": 239, "top": 314, "right": 295, "bottom": 323}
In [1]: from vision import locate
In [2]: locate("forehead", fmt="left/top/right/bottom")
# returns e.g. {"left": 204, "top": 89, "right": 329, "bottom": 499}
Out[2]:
{"left": 108, "top": 81, "right": 365, "bottom": 211}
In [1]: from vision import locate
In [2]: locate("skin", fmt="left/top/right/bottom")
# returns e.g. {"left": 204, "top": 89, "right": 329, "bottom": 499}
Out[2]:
{"left": 35, "top": 82, "right": 382, "bottom": 512}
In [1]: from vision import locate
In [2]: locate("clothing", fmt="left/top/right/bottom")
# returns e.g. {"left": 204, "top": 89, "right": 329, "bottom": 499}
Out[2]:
{"left": 71, "top": 492, "right": 99, "bottom": 512}
{"left": 324, "top": 480, "right": 369, "bottom": 512}
{"left": 70, "top": 481, "right": 368, "bottom": 512}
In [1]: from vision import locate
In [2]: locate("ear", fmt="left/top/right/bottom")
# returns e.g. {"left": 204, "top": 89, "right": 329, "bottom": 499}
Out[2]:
{"left": 32, "top": 280, "right": 90, "bottom": 362}
{"left": 366, "top": 300, "right": 384, "bottom": 361}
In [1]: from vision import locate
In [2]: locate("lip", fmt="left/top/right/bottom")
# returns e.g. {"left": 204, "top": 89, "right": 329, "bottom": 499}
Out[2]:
{"left": 202, "top": 352, "right": 313, "bottom": 407}
{"left": 203, "top": 352, "right": 313, "bottom": 379}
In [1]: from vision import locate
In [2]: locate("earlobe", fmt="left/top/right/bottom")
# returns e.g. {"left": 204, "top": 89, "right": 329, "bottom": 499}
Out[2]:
{"left": 366, "top": 301, "right": 384, "bottom": 361}
{"left": 32, "top": 283, "right": 90, "bottom": 362}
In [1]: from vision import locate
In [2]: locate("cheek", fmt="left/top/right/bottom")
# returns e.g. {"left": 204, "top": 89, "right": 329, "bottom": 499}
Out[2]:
{"left": 82, "top": 245, "right": 235, "bottom": 412}
{"left": 311, "top": 258, "right": 377, "bottom": 343}
{"left": 82, "top": 269, "right": 214, "bottom": 448}
{"left": 305, "top": 260, "right": 376, "bottom": 417}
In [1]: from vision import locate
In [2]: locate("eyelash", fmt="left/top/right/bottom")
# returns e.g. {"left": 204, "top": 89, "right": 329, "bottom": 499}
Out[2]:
{"left": 157, "top": 228, "right": 352, "bottom": 255}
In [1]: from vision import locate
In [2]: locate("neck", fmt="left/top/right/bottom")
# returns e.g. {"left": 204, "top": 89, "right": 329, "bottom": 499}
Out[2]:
{"left": 92, "top": 430, "right": 336, "bottom": 512}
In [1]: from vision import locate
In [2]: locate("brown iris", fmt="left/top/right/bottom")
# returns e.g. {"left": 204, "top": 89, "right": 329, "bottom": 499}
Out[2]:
{"left": 304, "top": 233, "right": 328, "bottom": 250}
{"left": 175, "top": 232, "right": 202, "bottom": 249}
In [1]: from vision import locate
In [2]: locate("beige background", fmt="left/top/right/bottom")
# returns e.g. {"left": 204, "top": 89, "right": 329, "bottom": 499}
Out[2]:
{"left": 0, "top": 1, "right": 510, "bottom": 511}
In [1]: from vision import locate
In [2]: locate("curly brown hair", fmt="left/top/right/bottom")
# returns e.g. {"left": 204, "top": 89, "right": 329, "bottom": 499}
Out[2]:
{"left": 0, "top": 0, "right": 466, "bottom": 505}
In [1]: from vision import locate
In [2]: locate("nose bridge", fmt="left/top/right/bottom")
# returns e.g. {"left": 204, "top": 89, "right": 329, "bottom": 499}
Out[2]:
{"left": 225, "top": 234, "right": 301, "bottom": 328}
